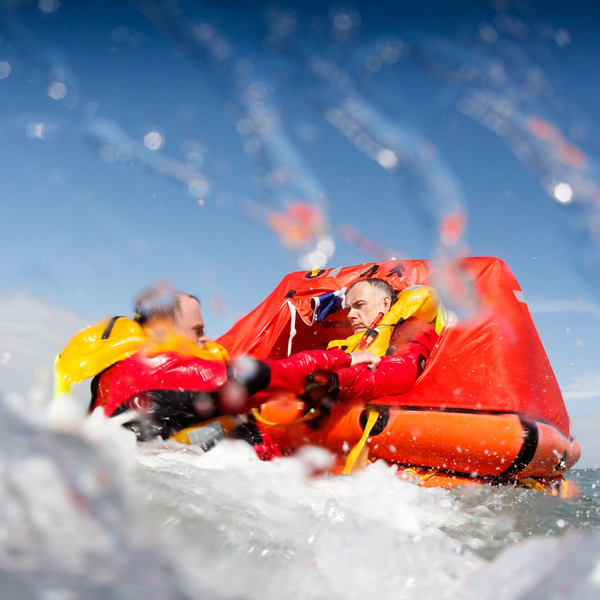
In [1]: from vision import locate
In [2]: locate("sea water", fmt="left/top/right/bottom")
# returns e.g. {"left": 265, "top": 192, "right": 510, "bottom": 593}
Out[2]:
{"left": 1, "top": 401, "right": 600, "bottom": 600}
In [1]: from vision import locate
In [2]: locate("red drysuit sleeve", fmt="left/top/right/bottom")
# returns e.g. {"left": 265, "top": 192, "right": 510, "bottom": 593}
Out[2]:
{"left": 335, "top": 318, "right": 438, "bottom": 401}
{"left": 265, "top": 349, "right": 351, "bottom": 394}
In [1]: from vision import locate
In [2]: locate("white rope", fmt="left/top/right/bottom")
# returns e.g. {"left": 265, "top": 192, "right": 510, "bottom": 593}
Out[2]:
{"left": 287, "top": 300, "right": 297, "bottom": 357}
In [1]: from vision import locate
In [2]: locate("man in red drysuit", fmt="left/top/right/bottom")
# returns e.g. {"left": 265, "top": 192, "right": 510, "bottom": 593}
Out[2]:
{"left": 263, "top": 278, "right": 439, "bottom": 408}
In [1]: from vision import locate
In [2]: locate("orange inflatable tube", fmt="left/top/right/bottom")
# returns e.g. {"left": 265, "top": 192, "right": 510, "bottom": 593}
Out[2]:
{"left": 258, "top": 400, "right": 580, "bottom": 481}
{"left": 394, "top": 467, "right": 578, "bottom": 497}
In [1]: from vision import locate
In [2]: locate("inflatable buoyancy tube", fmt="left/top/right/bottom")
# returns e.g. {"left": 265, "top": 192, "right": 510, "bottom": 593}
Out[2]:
{"left": 55, "top": 316, "right": 229, "bottom": 394}
{"left": 326, "top": 285, "right": 443, "bottom": 357}
{"left": 259, "top": 402, "right": 581, "bottom": 480}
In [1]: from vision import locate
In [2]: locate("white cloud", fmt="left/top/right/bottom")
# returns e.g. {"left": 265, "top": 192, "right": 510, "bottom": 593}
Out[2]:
{"left": 562, "top": 371, "right": 600, "bottom": 401}
{"left": 528, "top": 299, "right": 600, "bottom": 318}
{"left": 570, "top": 413, "right": 600, "bottom": 469}
{"left": 561, "top": 372, "right": 600, "bottom": 468}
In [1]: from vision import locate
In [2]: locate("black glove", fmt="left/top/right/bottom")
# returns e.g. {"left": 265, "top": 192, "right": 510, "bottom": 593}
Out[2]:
{"left": 227, "top": 358, "right": 272, "bottom": 397}
{"left": 300, "top": 372, "right": 340, "bottom": 411}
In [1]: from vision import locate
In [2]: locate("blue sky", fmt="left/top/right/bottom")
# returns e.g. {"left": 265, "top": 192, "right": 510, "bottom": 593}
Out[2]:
{"left": 1, "top": 0, "right": 599, "bottom": 431}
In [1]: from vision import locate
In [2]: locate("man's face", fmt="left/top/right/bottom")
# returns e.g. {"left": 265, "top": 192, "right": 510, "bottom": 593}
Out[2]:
{"left": 345, "top": 282, "right": 392, "bottom": 333}
{"left": 174, "top": 295, "right": 208, "bottom": 346}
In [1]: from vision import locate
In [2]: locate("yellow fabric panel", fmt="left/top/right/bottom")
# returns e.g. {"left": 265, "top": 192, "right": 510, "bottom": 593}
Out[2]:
{"left": 170, "top": 416, "right": 240, "bottom": 444}
{"left": 55, "top": 317, "right": 147, "bottom": 386}
{"left": 434, "top": 301, "right": 448, "bottom": 335}
{"left": 198, "top": 340, "right": 229, "bottom": 362}
{"left": 138, "top": 321, "right": 229, "bottom": 363}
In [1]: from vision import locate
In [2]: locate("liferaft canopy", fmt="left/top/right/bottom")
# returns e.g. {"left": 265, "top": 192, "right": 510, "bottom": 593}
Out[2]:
{"left": 217, "top": 257, "right": 572, "bottom": 437}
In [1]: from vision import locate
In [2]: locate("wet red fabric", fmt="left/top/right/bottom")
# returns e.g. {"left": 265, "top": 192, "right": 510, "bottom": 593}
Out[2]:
{"left": 265, "top": 349, "right": 351, "bottom": 393}
{"left": 259, "top": 319, "right": 437, "bottom": 401}
{"left": 252, "top": 424, "right": 284, "bottom": 461}
{"left": 336, "top": 319, "right": 438, "bottom": 400}
{"left": 93, "top": 351, "right": 228, "bottom": 416}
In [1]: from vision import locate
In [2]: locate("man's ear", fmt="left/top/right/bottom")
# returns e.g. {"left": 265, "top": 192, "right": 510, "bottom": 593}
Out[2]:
{"left": 382, "top": 296, "right": 392, "bottom": 312}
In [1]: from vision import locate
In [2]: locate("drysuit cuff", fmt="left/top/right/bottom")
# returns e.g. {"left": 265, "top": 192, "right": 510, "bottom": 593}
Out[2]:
{"left": 227, "top": 358, "right": 272, "bottom": 397}
{"left": 300, "top": 372, "right": 340, "bottom": 409}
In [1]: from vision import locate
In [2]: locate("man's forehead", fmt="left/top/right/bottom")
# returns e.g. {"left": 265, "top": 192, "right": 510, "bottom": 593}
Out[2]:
{"left": 346, "top": 281, "right": 375, "bottom": 301}
{"left": 178, "top": 294, "right": 202, "bottom": 314}
{"left": 178, "top": 293, "right": 198, "bottom": 305}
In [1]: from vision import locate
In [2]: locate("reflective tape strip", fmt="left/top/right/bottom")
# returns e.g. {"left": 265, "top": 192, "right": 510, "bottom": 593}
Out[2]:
{"left": 188, "top": 421, "right": 224, "bottom": 447}
{"left": 514, "top": 290, "right": 527, "bottom": 303}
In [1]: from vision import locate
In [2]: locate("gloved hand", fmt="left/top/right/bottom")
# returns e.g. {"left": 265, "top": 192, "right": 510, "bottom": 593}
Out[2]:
{"left": 220, "top": 357, "right": 272, "bottom": 413}
{"left": 300, "top": 372, "right": 340, "bottom": 411}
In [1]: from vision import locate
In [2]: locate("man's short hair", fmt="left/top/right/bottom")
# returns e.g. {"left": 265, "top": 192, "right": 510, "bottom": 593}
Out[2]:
{"left": 134, "top": 286, "right": 199, "bottom": 324}
{"left": 347, "top": 278, "right": 396, "bottom": 304}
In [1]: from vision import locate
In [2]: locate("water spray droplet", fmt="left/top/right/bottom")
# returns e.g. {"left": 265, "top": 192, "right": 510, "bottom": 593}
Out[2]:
{"left": 144, "top": 131, "right": 164, "bottom": 150}
{"left": 554, "top": 182, "right": 573, "bottom": 204}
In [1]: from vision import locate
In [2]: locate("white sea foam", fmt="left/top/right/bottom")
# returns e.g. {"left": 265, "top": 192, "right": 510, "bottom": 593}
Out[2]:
{"left": 2, "top": 364, "right": 600, "bottom": 599}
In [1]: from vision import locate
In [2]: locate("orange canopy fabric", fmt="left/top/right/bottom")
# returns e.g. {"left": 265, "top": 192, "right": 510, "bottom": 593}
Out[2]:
{"left": 217, "top": 257, "right": 571, "bottom": 436}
